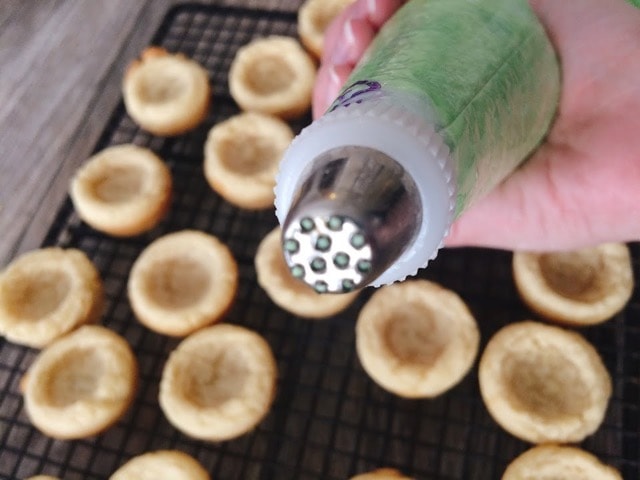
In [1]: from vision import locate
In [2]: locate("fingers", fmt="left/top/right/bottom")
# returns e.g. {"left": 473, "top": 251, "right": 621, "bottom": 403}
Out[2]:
{"left": 447, "top": 0, "right": 640, "bottom": 252}
{"left": 322, "top": 15, "right": 375, "bottom": 66}
{"left": 313, "top": 0, "right": 405, "bottom": 118}
{"left": 444, "top": 146, "right": 585, "bottom": 252}
{"left": 322, "top": 0, "right": 404, "bottom": 64}
{"left": 364, "top": 0, "right": 408, "bottom": 26}
{"left": 313, "top": 64, "right": 352, "bottom": 119}
{"left": 444, "top": 139, "right": 640, "bottom": 251}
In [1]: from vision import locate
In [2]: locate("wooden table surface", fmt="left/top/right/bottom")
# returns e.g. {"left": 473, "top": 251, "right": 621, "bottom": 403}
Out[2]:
{"left": 0, "top": 0, "right": 302, "bottom": 267}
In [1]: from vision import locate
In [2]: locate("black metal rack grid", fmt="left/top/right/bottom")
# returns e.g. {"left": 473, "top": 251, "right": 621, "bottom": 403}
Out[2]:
{"left": 1, "top": 3, "right": 639, "bottom": 479}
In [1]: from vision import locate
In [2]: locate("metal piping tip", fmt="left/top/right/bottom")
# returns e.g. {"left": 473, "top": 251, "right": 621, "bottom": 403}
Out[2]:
{"left": 281, "top": 146, "right": 422, "bottom": 294}
{"left": 282, "top": 213, "right": 374, "bottom": 293}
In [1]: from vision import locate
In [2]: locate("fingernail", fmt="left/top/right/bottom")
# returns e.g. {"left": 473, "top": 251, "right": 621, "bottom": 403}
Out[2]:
{"left": 349, "top": 0, "right": 380, "bottom": 25}
{"left": 365, "top": 0, "right": 379, "bottom": 17}
{"left": 349, "top": 0, "right": 371, "bottom": 21}
{"left": 313, "top": 65, "right": 337, "bottom": 118}
{"left": 314, "top": 64, "right": 352, "bottom": 118}
{"left": 329, "top": 42, "right": 350, "bottom": 66}
{"left": 327, "top": 22, "right": 353, "bottom": 64}
{"left": 367, "top": 0, "right": 404, "bottom": 27}
{"left": 325, "top": 64, "right": 345, "bottom": 103}
{"left": 328, "top": 17, "right": 363, "bottom": 65}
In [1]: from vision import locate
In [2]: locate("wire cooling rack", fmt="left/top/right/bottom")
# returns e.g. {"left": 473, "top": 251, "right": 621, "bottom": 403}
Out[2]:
{"left": 1, "top": 3, "right": 639, "bottom": 479}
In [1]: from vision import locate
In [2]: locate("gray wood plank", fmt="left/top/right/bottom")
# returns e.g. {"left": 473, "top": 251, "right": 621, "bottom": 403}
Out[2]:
{"left": 0, "top": 0, "right": 164, "bottom": 265}
{"left": 0, "top": 0, "right": 303, "bottom": 266}
{"left": 0, "top": 0, "right": 35, "bottom": 31}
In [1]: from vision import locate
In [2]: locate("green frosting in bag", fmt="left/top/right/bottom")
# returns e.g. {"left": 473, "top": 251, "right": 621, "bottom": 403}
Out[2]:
{"left": 343, "top": 0, "right": 560, "bottom": 215}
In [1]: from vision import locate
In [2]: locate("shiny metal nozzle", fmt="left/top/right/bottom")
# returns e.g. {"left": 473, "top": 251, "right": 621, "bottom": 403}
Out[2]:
{"left": 281, "top": 146, "right": 422, "bottom": 294}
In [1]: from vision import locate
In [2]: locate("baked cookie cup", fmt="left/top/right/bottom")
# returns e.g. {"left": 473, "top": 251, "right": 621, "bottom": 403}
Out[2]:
{"left": 123, "top": 47, "right": 210, "bottom": 136}
{"left": 512, "top": 243, "right": 633, "bottom": 326}
{"left": 0, "top": 248, "right": 103, "bottom": 348}
{"left": 22, "top": 325, "right": 137, "bottom": 439}
{"left": 298, "top": 0, "right": 357, "bottom": 58}
{"left": 502, "top": 445, "right": 622, "bottom": 480}
{"left": 70, "top": 144, "right": 172, "bottom": 236}
{"left": 159, "top": 323, "right": 277, "bottom": 441}
{"left": 128, "top": 230, "right": 238, "bottom": 337}
{"left": 110, "top": 450, "right": 210, "bottom": 480}
{"left": 350, "top": 468, "right": 414, "bottom": 480}
{"left": 356, "top": 280, "right": 480, "bottom": 398}
{"left": 229, "top": 36, "right": 316, "bottom": 119}
{"left": 479, "top": 321, "right": 612, "bottom": 444}
{"left": 204, "top": 112, "right": 293, "bottom": 209}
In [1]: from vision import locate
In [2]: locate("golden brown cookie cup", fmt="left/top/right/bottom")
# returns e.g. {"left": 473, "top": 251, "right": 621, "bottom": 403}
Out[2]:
{"left": 512, "top": 243, "right": 633, "bottom": 326}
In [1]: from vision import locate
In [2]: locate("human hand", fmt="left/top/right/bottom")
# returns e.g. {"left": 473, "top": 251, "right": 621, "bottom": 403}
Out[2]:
{"left": 314, "top": 0, "right": 640, "bottom": 251}
{"left": 313, "top": 0, "right": 405, "bottom": 119}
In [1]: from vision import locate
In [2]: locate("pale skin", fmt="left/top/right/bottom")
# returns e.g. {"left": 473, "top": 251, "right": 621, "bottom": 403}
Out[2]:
{"left": 314, "top": 0, "right": 640, "bottom": 251}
